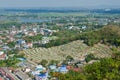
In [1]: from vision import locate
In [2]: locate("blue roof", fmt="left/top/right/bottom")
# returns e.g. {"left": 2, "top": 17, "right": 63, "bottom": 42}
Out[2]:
{"left": 38, "top": 72, "right": 48, "bottom": 78}
{"left": 59, "top": 65, "right": 68, "bottom": 72}
{"left": 17, "top": 39, "right": 25, "bottom": 44}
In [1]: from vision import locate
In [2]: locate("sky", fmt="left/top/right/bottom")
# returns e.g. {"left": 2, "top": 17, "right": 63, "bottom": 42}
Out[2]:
{"left": 0, "top": 0, "right": 120, "bottom": 8}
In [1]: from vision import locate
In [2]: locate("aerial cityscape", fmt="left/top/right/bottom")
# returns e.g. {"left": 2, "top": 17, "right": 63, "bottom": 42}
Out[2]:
{"left": 0, "top": 0, "right": 120, "bottom": 80}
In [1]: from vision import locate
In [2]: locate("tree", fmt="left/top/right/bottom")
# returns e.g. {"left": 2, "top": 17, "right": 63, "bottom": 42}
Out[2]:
{"left": 49, "top": 60, "right": 59, "bottom": 65}
{"left": 7, "top": 41, "right": 16, "bottom": 48}
{"left": 40, "top": 59, "right": 48, "bottom": 67}
{"left": 85, "top": 54, "right": 95, "bottom": 63}
{"left": 85, "top": 51, "right": 120, "bottom": 80}
{"left": 66, "top": 55, "right": 74, "bottom": 61}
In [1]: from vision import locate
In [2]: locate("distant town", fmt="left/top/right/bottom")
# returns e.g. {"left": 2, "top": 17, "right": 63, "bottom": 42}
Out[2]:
{"left": 0, "top": 8, "right": 120, "bottom": 80}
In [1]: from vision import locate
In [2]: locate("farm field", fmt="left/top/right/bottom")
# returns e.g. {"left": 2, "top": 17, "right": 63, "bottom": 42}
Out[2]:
{"left": 22, "top": 40, "right": 113, "bottom": 63}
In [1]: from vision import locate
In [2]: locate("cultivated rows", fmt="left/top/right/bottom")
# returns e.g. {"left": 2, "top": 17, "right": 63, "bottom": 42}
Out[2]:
{"left": 23, "top": 40, "right": 112, "bottom": 63}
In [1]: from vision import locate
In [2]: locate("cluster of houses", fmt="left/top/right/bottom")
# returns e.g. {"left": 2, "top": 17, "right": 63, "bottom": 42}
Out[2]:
{"left": 0, "top": 24, "right": 59, "bottom": 49}
{"left": 15, "top": 60, "right": 81, "bottom": 80}
{"left": 0, "top": 51, "right": 90, "bottom": 80}
{"left": 15, "top": 39, "right": 33, "bottom": 50}
{"left": 0, "top": 56, "right": 81, "bottom": 80}
{"left": 0, "top": 24, "right": 67, "bottom": 80}
{"left": 0, "top": 24, "right": 100, "bottom": 80}
{"left": 12, "top": 53, "right": 96, "bottom": 80}
{"left": 0, "top": 56, "right": 98, "bottom": 80}
{"left": 0, "top": 25, "right": 58, "bottom": 80}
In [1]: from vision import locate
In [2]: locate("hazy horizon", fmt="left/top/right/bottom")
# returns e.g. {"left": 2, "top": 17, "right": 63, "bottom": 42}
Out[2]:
{"left": 0, "top": 0, "right": 120, "bottom": 9}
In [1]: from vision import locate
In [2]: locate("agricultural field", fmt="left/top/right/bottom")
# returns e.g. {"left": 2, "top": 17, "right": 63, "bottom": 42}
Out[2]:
{"left": 22, "top": 40, "right": 112, "bottom": 63}
{"left": 36, "top": 12, "right": 89, "bottom": 17}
